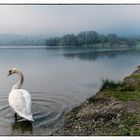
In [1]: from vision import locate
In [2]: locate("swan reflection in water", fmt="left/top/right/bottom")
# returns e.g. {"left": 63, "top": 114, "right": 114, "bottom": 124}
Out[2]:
{"left": 11, "top": 120, "right": 33, "bottom": 135}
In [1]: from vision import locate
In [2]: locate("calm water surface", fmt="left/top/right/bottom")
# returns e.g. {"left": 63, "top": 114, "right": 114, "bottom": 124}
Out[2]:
{"left": 0, "top": 47, "right": 139, "bottom": 135}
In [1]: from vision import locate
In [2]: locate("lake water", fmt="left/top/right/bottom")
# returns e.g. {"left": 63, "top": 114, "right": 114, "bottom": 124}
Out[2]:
{"left": 0, "top": 47, "right": 139, "bottom": 135}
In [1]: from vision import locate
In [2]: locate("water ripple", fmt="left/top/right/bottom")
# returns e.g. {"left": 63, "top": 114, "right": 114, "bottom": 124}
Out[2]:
{"left": 0, "top": 91, "right": 79, "bottom": 129}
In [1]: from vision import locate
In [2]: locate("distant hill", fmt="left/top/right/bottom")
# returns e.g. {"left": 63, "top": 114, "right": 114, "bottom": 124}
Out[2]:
{"left": 0, "top": 33, "right": 47, "bottom": 46}
{"left": 0, "top": 33, "right": 26, "bottom": 42}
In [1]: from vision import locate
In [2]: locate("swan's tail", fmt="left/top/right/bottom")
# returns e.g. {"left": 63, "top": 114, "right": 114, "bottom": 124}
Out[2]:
{"left": 24, "top": 115, "right": 34, "bottom": 121}
{"left": 26, "top": 116, "right": 34, "bottom": 121}
{"left": 18, "top": 112, "right": 34, "bottom": 121}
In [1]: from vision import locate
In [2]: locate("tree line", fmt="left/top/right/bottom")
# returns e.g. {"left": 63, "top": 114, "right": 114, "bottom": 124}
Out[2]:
{"left": 46, "top": 31, "right": 136, "bottom": 47}
{"left": 0, "top": 31, "right": 137, "bottom": 47}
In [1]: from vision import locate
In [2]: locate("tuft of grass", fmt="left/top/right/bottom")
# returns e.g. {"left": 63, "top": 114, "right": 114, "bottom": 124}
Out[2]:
{"left": 100, "top": 79, "right": 138, "bottom": 101}
{"left": 100, "top": 79, "right": 121, "bottom": 91}
{"left": 100, "top": 79, "right": 135, "bottom": 92}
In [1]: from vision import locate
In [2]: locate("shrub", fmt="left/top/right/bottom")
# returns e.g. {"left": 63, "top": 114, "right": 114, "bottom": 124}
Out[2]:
{"left": 100, "top": 79, "right": 135, "bottom": 91}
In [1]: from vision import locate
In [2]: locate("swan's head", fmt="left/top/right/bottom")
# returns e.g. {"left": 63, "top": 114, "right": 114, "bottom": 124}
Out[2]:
{"left": 8, "top": 67, "right": 20, "bottom": 76}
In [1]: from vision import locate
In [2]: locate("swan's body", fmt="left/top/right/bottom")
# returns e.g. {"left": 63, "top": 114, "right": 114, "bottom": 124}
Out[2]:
{"left": 8, "top": 68, "right": 33, "bottom": 121}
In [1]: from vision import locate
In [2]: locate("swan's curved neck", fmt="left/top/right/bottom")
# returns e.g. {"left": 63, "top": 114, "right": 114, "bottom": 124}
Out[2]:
{"left": 12, "top": 71, "right": 24, "bottom": 90}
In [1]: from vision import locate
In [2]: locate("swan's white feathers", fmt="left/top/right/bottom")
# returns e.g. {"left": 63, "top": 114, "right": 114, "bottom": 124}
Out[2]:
{"left": 9, "top": 89, "right": 33, "bottom": 121}
{"left": 8, "top": 67, "right": 33, "bottom": 121}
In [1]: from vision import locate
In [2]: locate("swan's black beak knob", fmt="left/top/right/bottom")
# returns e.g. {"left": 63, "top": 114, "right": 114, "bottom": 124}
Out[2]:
{"left": 7, "top": 70, "right": 12, "bottom": 76}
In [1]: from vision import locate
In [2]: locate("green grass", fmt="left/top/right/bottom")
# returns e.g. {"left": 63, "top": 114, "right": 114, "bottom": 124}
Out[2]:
{"left": 124, "top": 71, "right": 140, "bottom": 90}
{"left": 129, "top": 74, "right": 140, "bottom": 79}
{"left": 100, "top": 79, "right": 140, "bottom": 101}
{"left": 118, "top": 113, "right": 140, "bottom": 136}
{"left": 96, "top": 112, "right": 140, "bottom": 135}
{"left": 100, "top": 79, "right": 135, "bottom": 92}
{"left": 103, "top": 90, "right": 140, "bottom": 101}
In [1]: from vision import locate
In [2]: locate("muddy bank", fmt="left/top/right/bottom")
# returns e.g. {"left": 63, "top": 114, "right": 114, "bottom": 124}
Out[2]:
{"left": 56, "top": 66, "right": 140, "bottom": 136}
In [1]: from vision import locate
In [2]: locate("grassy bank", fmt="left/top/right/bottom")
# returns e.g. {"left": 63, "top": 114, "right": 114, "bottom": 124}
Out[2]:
{"left": 56, "top": 66, "right": 140, "bottom": 136}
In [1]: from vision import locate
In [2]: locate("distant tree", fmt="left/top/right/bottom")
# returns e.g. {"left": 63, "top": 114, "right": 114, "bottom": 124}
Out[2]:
{"left": 46, "top": 37, "right": 61, "bottom": 46}
{"left": 126, "top": 38, "right": 136, "bottom": 46}
{"left": 106, "top": 34, "right": 119, "bottom": 46}
{"left": 77, "top": 31, "right": 100, "bottom": 45}
{"left": 60, "top": 34, "right": 78, "bottom": 46}
{"left": 99, "top": 35, "right": 106, "bottom": 46}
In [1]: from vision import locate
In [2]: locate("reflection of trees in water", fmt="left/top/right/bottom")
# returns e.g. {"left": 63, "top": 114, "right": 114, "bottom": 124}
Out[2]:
{"left": 63, "top": 49, "right": 140, "bottom": 61}
{"left": 11, "top": 120, "right": 33, "bottom": 135}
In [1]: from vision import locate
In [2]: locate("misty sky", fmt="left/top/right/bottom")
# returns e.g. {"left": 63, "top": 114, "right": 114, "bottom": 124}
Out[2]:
{"left": 0, "top": 5, "right": 140, "bottom": 37}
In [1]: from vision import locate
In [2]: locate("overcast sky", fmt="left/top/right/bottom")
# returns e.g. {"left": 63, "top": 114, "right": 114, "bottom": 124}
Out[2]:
{"left": 0, "top": 5, "right": 140, "bottom": 37}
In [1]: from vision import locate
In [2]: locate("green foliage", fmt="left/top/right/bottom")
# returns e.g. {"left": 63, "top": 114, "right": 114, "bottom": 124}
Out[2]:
{"left": 100, "top": 79, "right": 135, "bottom": 92}
{"left": 107, "top": 34, "right": 118, "bottom": 46}
{"left": 46, "top": 37, "right": 61, "bottom": 46}
{"left": 46, "top": 30, "right": 137, "bottom": 47}
{"left": 77, "top": 31, "right": 100, "bottom": 45}
{"left": 100, "top": 79, "right": 121, "bottom": 91}
{"left": 131, "top": 127, "right": 140, "bottom": 135}
{"left": 100, "top": 78, "right": 139, "bottom": 101}
{"left": 60, "top": 34, "right": 78, "bottom": 46}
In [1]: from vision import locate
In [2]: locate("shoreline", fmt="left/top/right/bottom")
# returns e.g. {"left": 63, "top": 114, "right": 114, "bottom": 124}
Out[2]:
{"left": 55, "top": 66, "right": 140, "bottom": 136}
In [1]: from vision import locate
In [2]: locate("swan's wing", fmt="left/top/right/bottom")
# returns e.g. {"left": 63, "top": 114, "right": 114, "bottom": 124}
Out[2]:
{"left": 9, "top": 89, "right": 33, "bottom": 119}
{"left": 22, "top": 90, "right": 32, "bottom": 115}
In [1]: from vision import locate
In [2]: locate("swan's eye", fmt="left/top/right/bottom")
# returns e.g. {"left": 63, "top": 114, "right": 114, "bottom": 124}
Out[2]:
{"left": 9, "top": 70, "right": 13, "bottom": 74}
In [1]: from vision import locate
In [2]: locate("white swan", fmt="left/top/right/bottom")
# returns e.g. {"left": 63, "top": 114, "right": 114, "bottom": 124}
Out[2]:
{"left": 8, "top": 67, "right": 34, "bottom": 122}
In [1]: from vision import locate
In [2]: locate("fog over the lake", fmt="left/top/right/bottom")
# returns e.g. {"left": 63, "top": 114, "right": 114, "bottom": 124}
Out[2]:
{"left": 0, "top": 5, "right": 140, "bottom": 37}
